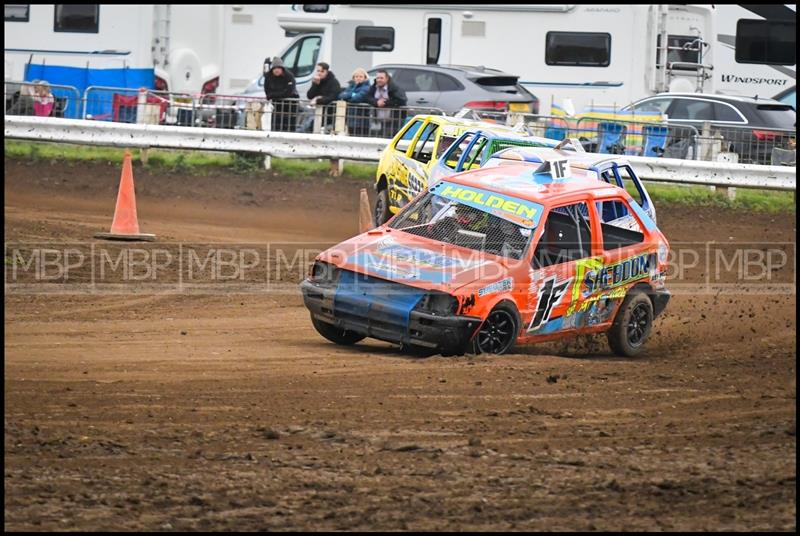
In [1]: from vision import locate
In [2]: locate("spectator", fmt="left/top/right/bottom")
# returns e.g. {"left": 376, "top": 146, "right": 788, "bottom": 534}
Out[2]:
{"left": 33, "top": 81, "right": 55, "bottom": 117}
{"left": 263, "top": 56, "right": 299, "bottom": 132}
{"left": 302, "top": 62, "right": 341, "bottom": 132}
{"left": 338, "top": 67, "right": 371, "bottom": 136}
{"left": 367, "top": 70, "right": 407, "bottom": 138}
{"left": 7, "top": 81, "right": 38, "bottom": 116}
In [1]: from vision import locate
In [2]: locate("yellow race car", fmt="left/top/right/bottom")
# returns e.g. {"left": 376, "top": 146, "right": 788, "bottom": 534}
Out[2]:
{"left": 374, "top": 114, "right": 526, "bottom": 225}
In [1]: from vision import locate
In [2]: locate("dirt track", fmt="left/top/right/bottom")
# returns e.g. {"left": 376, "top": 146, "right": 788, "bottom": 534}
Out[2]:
{"left": 4, "top": 158, "right": 796, "bottom": 531}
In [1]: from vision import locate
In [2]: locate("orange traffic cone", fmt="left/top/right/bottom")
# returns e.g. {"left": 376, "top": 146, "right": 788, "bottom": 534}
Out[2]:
{"left": 358, "top": 188, "right": 373, "bottom": 234}
{"left": 95, "top": 151, "right": 156, "bottom": 241}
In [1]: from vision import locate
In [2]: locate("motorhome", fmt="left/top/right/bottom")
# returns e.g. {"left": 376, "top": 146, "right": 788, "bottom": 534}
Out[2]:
{"left": 4, "top": 4, "right": 291, "bottom": 96}
{"left": 713, "top": 4, "right": 796, "bottom": 99}
{"left": 271, "top": 4, "right": 717, "bottom": 114}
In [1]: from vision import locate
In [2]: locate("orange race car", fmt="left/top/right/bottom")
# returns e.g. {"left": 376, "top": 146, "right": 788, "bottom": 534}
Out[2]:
{"left": 301, "top": 157, "right": 670, "bottom": 357}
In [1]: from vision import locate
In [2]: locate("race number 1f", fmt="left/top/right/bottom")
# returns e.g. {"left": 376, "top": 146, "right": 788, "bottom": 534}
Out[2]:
{"left": 535, "top": 158, "right": 571, "bottom": 179}
{"left": 528, "top": 276, "right": 571, "bottom": 332}
{"left": 550, "top": 159, "right": 570, "bottom": 178}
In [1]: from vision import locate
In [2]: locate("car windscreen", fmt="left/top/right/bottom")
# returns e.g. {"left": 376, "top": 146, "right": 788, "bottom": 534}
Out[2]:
{"left": 388, "top": 189, "right": 539, "bottom": 260}
{"left": 754, "top": 104, "right": 796, "bottom": 129}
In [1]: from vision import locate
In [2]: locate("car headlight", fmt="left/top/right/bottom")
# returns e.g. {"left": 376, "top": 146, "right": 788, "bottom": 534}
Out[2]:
{"left": 310, "top": 261, "right": 340, "bottom": 284}
{"left": 415, "top": 292, "right": 459, "bottom": 315}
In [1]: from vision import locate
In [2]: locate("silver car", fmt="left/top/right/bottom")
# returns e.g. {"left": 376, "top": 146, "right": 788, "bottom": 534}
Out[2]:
{"left": 367, "top": 64, "right": 539, "bottom": 115}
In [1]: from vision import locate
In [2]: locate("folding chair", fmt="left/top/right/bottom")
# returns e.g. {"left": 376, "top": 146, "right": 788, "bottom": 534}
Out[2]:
{"left": 642, "top": 125, "right": 669, "bottom": 158}
{"left": 597, "top": 122, "right": 627, "bottom": 154}
{"left": 544, "top": 125, "right": 567, "bottom": 141}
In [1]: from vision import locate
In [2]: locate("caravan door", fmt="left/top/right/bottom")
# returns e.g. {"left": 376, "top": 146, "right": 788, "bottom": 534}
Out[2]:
{"left": 282, "top": 35, "right": 322, "bottom": 93}
{"left": 424, "top": 14, "right": 451, "bottom": 65}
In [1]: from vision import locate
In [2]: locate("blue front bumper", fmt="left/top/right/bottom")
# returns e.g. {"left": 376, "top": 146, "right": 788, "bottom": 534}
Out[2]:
{"left": 301, "top": 271, "right": 480, "bottom": 354}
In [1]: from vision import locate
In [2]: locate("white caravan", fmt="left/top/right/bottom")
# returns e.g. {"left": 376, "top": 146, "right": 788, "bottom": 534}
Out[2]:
{"left": 713, "top": 4, "right": 796, "bottom": 99}
{"left": 271, "top": 4, "right": 716, "bottom": 113}
{"left": 4, "top": 5, "right": 291, "bottom": 95}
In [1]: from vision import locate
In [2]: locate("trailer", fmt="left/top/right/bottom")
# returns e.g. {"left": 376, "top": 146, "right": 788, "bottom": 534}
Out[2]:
{"left": 271, "top": 4, "right": 716, "bottom": 114}
{"left": 4, "top": 4, "right": 291, "bottom": 95}
{"left": 713, "top": 4, "right": 796, "bottom": 99}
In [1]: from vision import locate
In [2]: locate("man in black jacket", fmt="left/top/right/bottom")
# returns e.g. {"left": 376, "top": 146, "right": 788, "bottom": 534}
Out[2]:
{"left": 366, "top": 70, "right": 408, "bottom": 138}
{"left": 264, "top": 56, "right": 299, "bottom": 132}
{"left": 304, "top": 62, "right": 341, "bottom": 132}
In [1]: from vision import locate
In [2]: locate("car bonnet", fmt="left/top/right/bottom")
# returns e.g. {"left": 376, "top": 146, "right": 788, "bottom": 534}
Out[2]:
{"left": 318, "top": 229, "right": 510, "bottom": 294}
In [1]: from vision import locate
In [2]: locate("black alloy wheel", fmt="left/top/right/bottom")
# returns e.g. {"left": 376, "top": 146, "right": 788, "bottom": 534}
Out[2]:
{"left": 627, "top": 302, "right": 650, "bottom": 348}
{"left": 476, "top": 308, "right": 517, "bottom": 355}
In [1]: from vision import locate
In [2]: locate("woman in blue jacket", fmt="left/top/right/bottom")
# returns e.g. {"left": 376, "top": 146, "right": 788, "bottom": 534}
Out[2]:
{"left": 338, "top": 68, "right": 371, "bottom": 136}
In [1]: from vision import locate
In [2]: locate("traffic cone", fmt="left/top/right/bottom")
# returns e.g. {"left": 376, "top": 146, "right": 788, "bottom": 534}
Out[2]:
{"left": 95, "top": 151, "right": 156, "bottom": 241}
{"left": 358, "top": 188, "right": 373, "bottom": 234}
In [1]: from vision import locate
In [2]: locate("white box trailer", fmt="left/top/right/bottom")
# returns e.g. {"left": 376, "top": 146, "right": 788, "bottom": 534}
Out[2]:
{"left": 713, "top": 4, "right": 796, "bottom": 100}
{"left": 271, "top": 4, "right": 717, "bottom": 113}
{"left": 4, "top": 5, "right": 292, "bottom": 95}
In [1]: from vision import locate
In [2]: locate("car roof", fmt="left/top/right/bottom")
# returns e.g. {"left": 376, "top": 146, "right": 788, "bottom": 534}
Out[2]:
{"left": 370, "top": 63, "right": 517, "bottom": 78}
{"left": 442, "top": 162, "right": 624, "bottom": 205}
{"left": 489, "top": 147, "right": 628, "bottom": 170}
{"left": 456, "top": 129, "right": 560, "bottom": 145}
{"left": 645, "top": 92, "right": 785, "bottom": 105}
{"left": 409, "top": 114, "right": 522, "bottom": 134}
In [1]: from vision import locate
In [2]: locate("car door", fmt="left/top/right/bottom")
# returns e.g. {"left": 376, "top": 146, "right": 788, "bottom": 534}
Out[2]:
{"left": 594, "top": 195, "right": 655, "bottom": 319}
{"left": 594, "top": 163, "right": 656, "bottom": 225}
{"left": 665, "top": 97, "right": 715, "bottom": 124}
{"left": 525, "top": 200, "right": 600, "bottom": 338}
{"left": 392, "top": 68, "right": 441, "bottom": 110}
{"left": 386, "top": 118, "right": 425, "bottom": 209}
{"left": 388, "top": 118, "right": 442, "bottom": 209}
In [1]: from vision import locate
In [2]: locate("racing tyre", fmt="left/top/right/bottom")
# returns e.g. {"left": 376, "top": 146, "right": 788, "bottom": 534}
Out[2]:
{"left": 374, "top": 188, "right": 391, "bottom": 226}
{"left": 607, "top": 290, "right": 653, "bottom": 357}
{"left": 310, "top": 315, "right": 365, "bottom": 346}
{"left": 473, "top": 304, "right": 518, "bottom": 355}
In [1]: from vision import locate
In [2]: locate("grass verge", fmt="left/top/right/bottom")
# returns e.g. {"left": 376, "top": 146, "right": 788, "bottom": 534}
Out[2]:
{"left": 4, "top": 141, "right": 375, "bottom": 181}
{"left": 5, "top": 140, "right": 794, "bottom": 212}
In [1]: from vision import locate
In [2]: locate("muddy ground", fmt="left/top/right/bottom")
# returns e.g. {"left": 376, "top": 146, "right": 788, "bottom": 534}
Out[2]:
{"left": 4, "top": 158, "right": 796, "bottom": 531}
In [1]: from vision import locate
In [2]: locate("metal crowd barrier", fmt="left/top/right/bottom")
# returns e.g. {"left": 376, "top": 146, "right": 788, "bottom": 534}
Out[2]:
{"left": 4, "top": 81, "right": 81, "bottom": 119}
{"left": 4, "top": 80, "right": 796, "bottom": 166}
{"left": 461, "top": 109, "right": 796, "bottom": 166}
{"left": 77, "top": 85, "right": 447, "bottom": 139}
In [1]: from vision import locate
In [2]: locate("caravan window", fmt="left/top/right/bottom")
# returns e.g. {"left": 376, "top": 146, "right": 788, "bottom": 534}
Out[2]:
{"left": 546, "top": 32, "right": 611, "bottom": 67}
{"left": 54, "top": 4, "right": 99, "bottom": 33}
{"left": 5, "top": 4, "right": 29, "bottom": 22}
{"left": 302, "top": 5, "right": 329, "bottom": 13}
{"left": 735, "top": 19, "right": 796, "bottom": 66}
{"left": 355, "top": 26, "right": 395, "bottom": 52}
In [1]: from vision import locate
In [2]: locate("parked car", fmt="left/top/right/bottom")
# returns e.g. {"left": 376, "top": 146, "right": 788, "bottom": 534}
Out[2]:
{"left": 302, "top": 157, "right": 671, "bottom": 357}
{"left": 367, "top": 64, "right": 539, "bottom": 115}
{"left": 773, "top": 85, "right": 796, "bottom": 110}
{"left": 374, "top": 114, "right": 532, "bottom": 225}
{"left": 621, "top": 92, "right": 796, "bottom": 164}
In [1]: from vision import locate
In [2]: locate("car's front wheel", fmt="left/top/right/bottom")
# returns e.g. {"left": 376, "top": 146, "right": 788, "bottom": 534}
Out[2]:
{"left": 374, "top": 187, "right": 391, "bottom": 226}
{"left": 607, "top": 289, "right": 653, "bottom": 357}
{"left": 310, "top": 315, "right": 365, "bottom": 346}
{"left": 473, "top": 304, "right": 518, "bottom": 355}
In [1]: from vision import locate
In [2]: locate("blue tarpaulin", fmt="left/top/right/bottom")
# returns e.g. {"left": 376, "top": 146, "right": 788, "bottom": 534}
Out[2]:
{"left": 24, "top": 64, "right": 154, "bottom": 119}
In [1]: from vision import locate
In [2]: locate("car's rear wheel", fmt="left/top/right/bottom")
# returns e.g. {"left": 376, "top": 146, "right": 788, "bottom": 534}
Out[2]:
{"left": 607, "top": 289, "right": 653, "bottom": 357}
{"left": 473, "top": 305, "right": 518, "bottom": 355}
{"left": 310, "top": 315, "right": 365, "bottom": 346}
{"left": 374, "top": 187, "right": 391, "bottom": 226}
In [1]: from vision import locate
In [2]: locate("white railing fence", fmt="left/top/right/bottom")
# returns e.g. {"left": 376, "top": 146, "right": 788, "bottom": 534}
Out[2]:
{"left": 5, "top": 116, "right": 796, "bottom": 192}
